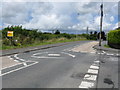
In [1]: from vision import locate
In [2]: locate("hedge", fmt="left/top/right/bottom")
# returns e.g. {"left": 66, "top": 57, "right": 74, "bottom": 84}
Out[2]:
{"left": 108, "top": 29, "right": 120, "bottom": 49}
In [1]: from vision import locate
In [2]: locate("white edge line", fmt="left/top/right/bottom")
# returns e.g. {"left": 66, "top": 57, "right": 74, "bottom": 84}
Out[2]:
{"left": 0, "top": 62, "right": 38, "bottom": 76}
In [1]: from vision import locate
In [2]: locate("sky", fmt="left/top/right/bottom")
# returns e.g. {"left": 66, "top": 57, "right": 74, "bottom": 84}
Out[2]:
{"left": 0, "top": 0, "right": 119, "bottom": 34}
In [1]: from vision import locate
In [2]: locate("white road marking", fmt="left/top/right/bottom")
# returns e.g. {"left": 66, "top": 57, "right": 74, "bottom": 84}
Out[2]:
{"left": 33, "top": 52, "right": 48, "bottom": 56}
{"left": 88, "top": 69, "right": 98, "bottom": 74}
{"left": 0, "top": 62, "right": 38, "bottom": 76}
{"left": 90, "top": 52, "right": 96, "bottom": 54}
{"left": 31, "top": 56, "right": 59, "bottom": 59}
{"left": 90, "top": 65, "right": 99, "bottom": 69}
{"left": 14, "top": 54, "right": 25, "bottom": 61}
{"left": 80, "top": 51, "right": 88, "bottom": 53}
{"left": 19, "top": 59, "right": 25, "bottom": 61}
{"left": 102, "top": 51, "right": 106, "bottom": 54}
{"left": 23, "top": 62, "right": 27, "bottom": 66}
{"left": 1, "top": 63, "right": 22, "bottom": 70}
{"left": 14, "top": 60, "right": 19, "bottom": 62}
{"left": 79, "top": 59, "right": 100, "bottom": 88}
{"left": 97, "top": 53, "right": 104, "bottom": 55}
{"left": 94, "top": 60, "right": 100, "bottom": 63}
{"left": 7, "top": 56, "right": 12, "bottom": 60}
{"left": 84, "top": 74, "right": 97, "bottom": 81}
{"left": 106, "top": 53, "right": 114, "bottom": 56}
{"left": 116, "top": 54, "right": 119, "bottom": 56}
{"left": 61, "top": 52, "right": 75, "bottom": 58}
{"left": 79, "top": 81, "right": 94, "bottom": 88}
{"left": 48, "top": 54, "right": 60, "bottom": 56}
{"left": 14, "top": 54, "right": 19, "bottom": 59}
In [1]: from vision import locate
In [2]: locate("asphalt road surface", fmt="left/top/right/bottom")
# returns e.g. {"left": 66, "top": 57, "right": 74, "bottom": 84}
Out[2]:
{"left": 2, "top": 41, "right": 119, "bottom": 89}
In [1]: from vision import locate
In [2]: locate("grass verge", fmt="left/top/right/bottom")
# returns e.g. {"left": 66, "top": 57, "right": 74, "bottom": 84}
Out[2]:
{"left": 104, "top": 44, "right": 111, "bottom": 48}
{"left": 1, "top": 38, "right": 87, "bottom": 50}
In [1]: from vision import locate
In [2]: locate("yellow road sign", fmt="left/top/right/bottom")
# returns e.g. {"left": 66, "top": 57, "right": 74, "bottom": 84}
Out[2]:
{"left": 7, "top": 31, "right": 13, "bottom": 37}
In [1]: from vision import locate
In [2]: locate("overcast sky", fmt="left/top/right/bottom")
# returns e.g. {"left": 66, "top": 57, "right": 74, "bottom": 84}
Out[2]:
{"left": 0, "top": 0, "right": 119, "bottom": 33}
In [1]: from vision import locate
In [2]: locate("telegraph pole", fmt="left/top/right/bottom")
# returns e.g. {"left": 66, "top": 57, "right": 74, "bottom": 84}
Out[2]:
{"left": 99, "top": 4, "right": 103, "bottom": 46}
{"left": 86, "top": 26, "right": 89, "bottom": 34}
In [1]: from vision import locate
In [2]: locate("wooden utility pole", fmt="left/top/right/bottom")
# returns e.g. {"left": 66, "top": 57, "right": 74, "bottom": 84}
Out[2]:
{"left": 86, "top": 26, "right": 89, "bottom": 34}
{"left": 99, "top": 4, "right": 103, "bottom": 46}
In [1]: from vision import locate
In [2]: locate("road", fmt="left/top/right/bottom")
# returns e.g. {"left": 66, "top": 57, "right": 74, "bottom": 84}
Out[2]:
{"left": 1, "top": 41, "right": 119, "bottom": 89}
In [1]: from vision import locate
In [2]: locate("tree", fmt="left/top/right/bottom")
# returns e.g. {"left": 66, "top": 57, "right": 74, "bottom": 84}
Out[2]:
{"left": 90, "top": 31, "right": 93, "bottom": 35}
{"left": 97, "top": 31, "right": 106, "bottom": 40}
{"left": 54, "top": 30, "right": 60, "bottom": 34}
{"left": 94, "top": 31, "right": 97, "bottom": 35}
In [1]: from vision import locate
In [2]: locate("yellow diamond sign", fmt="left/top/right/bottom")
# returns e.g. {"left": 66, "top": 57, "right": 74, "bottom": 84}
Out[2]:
{"left": 7, "top": 31, "right": 13, "bottom": 37}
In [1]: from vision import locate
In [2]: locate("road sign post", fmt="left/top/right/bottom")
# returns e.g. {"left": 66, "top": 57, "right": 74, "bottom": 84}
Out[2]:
{"left": 7, "top": 31, "right": 13, "bottom": 45}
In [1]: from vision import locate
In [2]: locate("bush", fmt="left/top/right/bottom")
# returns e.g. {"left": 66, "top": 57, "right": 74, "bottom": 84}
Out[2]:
{"left": 108, "top": 29, "right": 120, "bottom": 49}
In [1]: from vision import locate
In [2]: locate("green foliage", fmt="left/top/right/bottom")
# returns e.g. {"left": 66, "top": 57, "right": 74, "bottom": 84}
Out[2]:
{"left": 1, "top": 25, "right": 89, "bottom": 50}
{"left": 108, "top": 29, "right": 120, "bottom": 44}
{"left": 54, "top": 30, "right": 60, "bottom": 34}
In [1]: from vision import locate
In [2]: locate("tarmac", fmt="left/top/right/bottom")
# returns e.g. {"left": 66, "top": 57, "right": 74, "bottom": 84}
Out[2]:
{"left": 0, "top": 41, "right": 120, "bottom": 72}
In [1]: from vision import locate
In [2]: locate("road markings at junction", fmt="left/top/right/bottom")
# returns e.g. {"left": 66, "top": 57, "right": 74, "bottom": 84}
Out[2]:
{"left": 90, "top": 65, "right": 99, "bottom": 69}
{"left": 31, "top": 56, "right": 59, "bottom": 59}
{"left": 79, "top": 81, "right": 94, "bottom": 88}
{"left": 1, "top": 63, "right": 22, "bottom": 70}
{"left": 48, "top": 54, "right": 60, "bottom": 56}
{"left": 33, "top": 52, "right": 48, "bottom": 56}
{"left": 88, "top": 69, "right": 98, "bottom": 74}
{"left": 0, "top": 61, "right": 38, "bottom": 76}
{"left": 79, "top": 60, "right": 100, "bottom": 89}
{"left": 61, "top": 52, "right": 75, "bottom": 58}
{"left": 23, "top": 62, "right": 27, "bottom": 66}
{"left": 84, "top": 74, "right": 97, "bottom": 81}
{"left": 0, "top": 54, "right": 39, "bottom": 76}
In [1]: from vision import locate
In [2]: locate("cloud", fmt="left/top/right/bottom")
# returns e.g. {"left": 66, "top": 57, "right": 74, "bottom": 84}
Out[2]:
{"left": 110, "top": 16, "right": 114, "bottom": 22}
{"left": 1, "top": 1, "right": 118, "bottom": 33}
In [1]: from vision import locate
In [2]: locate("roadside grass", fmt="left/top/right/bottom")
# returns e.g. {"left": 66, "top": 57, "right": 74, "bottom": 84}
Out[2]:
{"left": 1, "top": 37, "right": 87, "bottom": 50}
{"left": 104, "top": 44, "right": 111, "bottom": 48}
